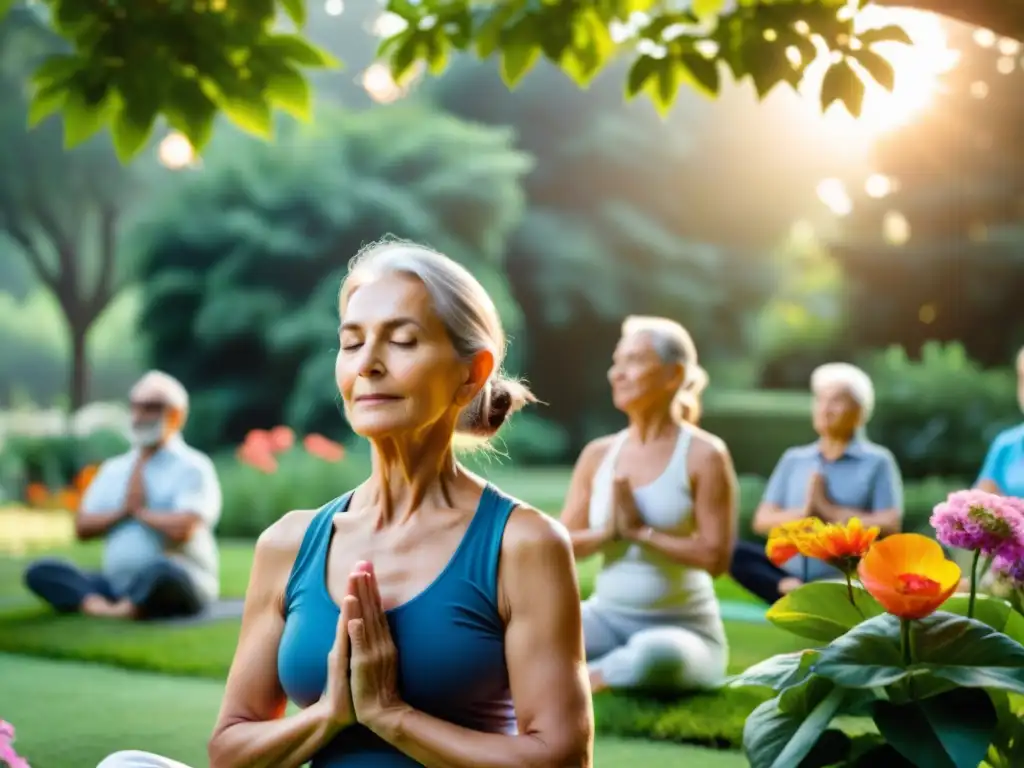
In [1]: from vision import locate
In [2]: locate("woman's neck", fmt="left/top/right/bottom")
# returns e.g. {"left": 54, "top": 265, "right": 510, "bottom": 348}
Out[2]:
{"left": 627, "top": 405, "right": 678, "bottom": 445}
{"left": 366, "top": 424, "right": 462, "bottom": 526}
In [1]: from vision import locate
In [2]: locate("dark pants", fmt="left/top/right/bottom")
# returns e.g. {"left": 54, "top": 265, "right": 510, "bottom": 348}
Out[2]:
{"left": 729, "top": 540, "right": 791, "bottom": 605}
{"left": 23, "top": 557, "right": 204, "bottom": 620}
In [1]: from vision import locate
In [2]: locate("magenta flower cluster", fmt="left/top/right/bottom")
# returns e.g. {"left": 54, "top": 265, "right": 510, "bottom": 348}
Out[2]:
{"left": 930, "top": 490, "right": 1024, "bottom": 570}
{"left": 0, "top": 721, "right": 29, "bottom": 768}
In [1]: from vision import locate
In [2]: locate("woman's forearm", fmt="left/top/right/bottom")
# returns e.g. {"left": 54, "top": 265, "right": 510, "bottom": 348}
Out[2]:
{"left": 208, "top": 700, "right": 341, "bottom": 768}
{"left": 632, "top": 529, "right": 729, "bottom": 576}
{"left": 568, "top": 528, "right": 610, "bottom": 560}
{"left": 371, "top": 706, "right": 584, "bottom": 768}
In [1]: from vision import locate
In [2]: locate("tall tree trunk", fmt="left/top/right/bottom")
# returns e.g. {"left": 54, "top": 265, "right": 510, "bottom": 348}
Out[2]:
{"left": 68, "top": 320, "right": 88, "bottom": 411}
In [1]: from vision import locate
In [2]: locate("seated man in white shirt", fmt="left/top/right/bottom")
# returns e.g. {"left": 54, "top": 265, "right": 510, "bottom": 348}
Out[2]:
{"left": 24, "top": 370, "right": 222, "bottom": 620}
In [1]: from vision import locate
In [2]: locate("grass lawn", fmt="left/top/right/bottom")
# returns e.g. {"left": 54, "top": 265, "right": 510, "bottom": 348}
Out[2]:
{"left": 0, "top": 492, "right": 788, "bottom": 761}
{"left": 0, "top": 654, "right": 749, "bottom": 768}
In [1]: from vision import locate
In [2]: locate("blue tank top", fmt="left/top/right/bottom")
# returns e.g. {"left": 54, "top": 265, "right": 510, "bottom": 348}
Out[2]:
{"left": 277, "top": 485, "right": 518, "bottom": 766}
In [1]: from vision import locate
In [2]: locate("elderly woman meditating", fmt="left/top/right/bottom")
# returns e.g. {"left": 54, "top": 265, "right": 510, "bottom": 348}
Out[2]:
{"left": 96, "top": 239, "right": 594, "bottom": 768}
{"left": 561, "top": 316, "right": 739, "bottom": 695}
{"left": 730, "top": 362, "right": 904, "bottom": 605}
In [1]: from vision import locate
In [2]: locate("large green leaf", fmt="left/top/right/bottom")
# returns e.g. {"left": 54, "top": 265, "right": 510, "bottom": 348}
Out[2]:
{"left": 728, "top": 649, "right": 818, "bottom": 691}
{"left": 914, "top": 613, "right": 1024, "bottom": 694}
{"left": 767, "top": 581, "right": 885, "bottom": 642}
{"left": 812, "top": 613, "right": 909, "bottom": 688}
{"left": 814, "top": 612, "right": 1024, "bottom": 694}
{"left": 941, "top": 594, "right": 1024, "bottom": 644}
{"left": 743, "top": 686, "right": 851, "bottom": 768}
{"left": 873, "top": 687, "right": 997, "bottom": 768}
{"left": 820, "top": 58, "right": 865, "bottom": 116}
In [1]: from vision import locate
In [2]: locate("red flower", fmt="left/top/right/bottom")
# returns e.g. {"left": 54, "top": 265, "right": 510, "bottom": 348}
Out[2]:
{"left": 303, "top": 434, "right": 345, "bottom": 462}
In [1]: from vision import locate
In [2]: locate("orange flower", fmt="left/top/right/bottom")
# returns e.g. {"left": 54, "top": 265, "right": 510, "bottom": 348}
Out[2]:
{"left": 73, "top": 464, "right": 99, "bottom": 493}
{"left": 765, "top": 518, "right": 825, "bottom": 567}
{"left": 57, "top": 488, "right": 81, "bottom": 512}
{"left": 25, "top": 483, "right": 50, "bottom": 508}
{"left": 798, "top": 517, "right": 880, "bottom": 572}
{"left": 857, "top": 533, "right": 961, "bottom": 620}
{"left": 304, "top": 433, "right": 345, "bottom": 462}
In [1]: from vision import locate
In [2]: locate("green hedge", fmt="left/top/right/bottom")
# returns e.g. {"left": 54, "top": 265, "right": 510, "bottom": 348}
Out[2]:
{"left": 702, "top": 390, "right": 814, "bottom": 477}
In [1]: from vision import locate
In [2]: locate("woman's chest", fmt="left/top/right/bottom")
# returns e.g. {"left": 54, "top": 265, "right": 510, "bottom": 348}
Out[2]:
{"left": 278, "top": 593, "right": 508, "bottom": 712}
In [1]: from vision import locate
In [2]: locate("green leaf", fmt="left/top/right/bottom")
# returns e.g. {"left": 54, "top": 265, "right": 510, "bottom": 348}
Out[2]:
{"left": 692, "top": 0, "right": 725, "bottom": 19}
{"left": 942, "top": 594, "right": 1024, "bottom": 644}
{"left": 500, "top": 16, "right": 541, "bottom": 86}
{"left": 766, "top": 581, "right": 884, "bottom": 643}
{"left": 0, "top": 0, "right": 16, "bottom": 21}
{"left": 815, "top": 612, "right": 1024, "bottom": 694}
{"left": 165, "top": 79, "right": 219, "bottom": 153}
{"left": 645, "top": 58, "right": 680, "bottom": 117}
{"left": 474, "top": 2, "right": 521, "bottom": 58}
{"left": 849, "top": 48, "right": 895, "bottom": 92}
{"left": 820, "top": 58, "right": 866, "bottom": 116}
{"left": 743, "top": 686, "right": 851, "bottom": 768}
{"left": 111, "top": 103, "right": 156, "bottom": 163}
{"left": 31, "top": 54, "right": 81, "bottom": 87}
{"left": 678, "top": 53, "right": 720, "bottom": 98}
{"left": 914, "top": 612, "right": 1024, "bottom": 695}
{"left": 873, "top": 687, "right": 997, "bottom": 768}
{"left": 422, "top": 28, "right": 452, "bottom": 76}
{"left": 729, "top": 649, "right": 818, "bottom": 691}
{"left": 280, "top": 0, "right": 306, "bottom": 27}
{"left": 265, "top": 34, "right": 338, "bottom": 69}
{"left": 266, "top": 63, "right": 311, "bottom": 120}
{"left": 222, "top": 93, "right": 273, "bottom": 138}
{"left": 858, "top": 24, "right": 913, "bottom": 46}
{"left": 812, "top": 614, "right": 908, "bottom": 688}
{"left": 61, "top": 86, "right": 111, "bottom": 148}
{"left": 625, "top": 55, "right": 659, "bottom": 98}
{"left": 387, "top": 31, "right": 420, "bottom": 81}
{"left": 27, "top": 81, "right": 68, "bottom": 127}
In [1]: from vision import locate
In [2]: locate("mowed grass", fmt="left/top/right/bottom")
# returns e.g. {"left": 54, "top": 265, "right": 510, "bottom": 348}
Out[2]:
{"left": 1, "top": 656, "right": 756, "bottom": 768}
{"left": 0, "top": 654, "right": 750, "bottom": 768}
{"left": 0, "top": 466, "right": 784, "bottom": 754}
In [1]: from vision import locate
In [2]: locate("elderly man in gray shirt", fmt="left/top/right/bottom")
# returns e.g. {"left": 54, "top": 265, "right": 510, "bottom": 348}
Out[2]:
{"left": 730, "top": 363, "right": 904, "bottom": 604}
{"left": 24, "top": 371, "right": 222, "bottom": 620}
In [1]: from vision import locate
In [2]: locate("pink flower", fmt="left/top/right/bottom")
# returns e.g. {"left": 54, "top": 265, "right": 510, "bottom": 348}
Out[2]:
{"left": 992, "top": 551, "right": 1024, "bottom": 585}
{"left": 930, "top": 490, "right": 1024, "bottom": 558}
{"left": 0, "top": 720, "right": 29, "bottom": 768}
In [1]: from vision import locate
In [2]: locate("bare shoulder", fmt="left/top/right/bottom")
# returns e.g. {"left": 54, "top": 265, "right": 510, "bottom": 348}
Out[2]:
{"left": 686, "top": 426, "right": 734, "bottom": 470}
{"left": 252, "top": 509, "right": 320, "bottom": 578}
{"left": 501, "top": 504, "right": 574, "bottom": 569}
{"left": 575, "top": 433, "right": 619, "bottom": 473}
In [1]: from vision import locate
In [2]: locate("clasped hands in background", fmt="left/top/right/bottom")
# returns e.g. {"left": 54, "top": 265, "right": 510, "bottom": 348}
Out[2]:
{"left": 604, "top": 476, "right": 648, "bottom": 542}
{"left": 321, "top": 561, "right": 406, "bottom": 736}
{"left": 805, "top": 472, "right": 842, "bottom": 522}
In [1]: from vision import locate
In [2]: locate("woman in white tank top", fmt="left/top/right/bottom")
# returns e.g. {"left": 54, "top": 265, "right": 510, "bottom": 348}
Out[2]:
{"left": 560, "top": 316, "right": 737, "bottom": 693}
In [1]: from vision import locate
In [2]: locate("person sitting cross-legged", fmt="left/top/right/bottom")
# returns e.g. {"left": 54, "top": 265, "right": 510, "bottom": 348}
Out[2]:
{"left": 23, "top": 370, "right": 222, "bottom": 621}
{"left": 729, "top": 362, "right": 904, "bottom": 605}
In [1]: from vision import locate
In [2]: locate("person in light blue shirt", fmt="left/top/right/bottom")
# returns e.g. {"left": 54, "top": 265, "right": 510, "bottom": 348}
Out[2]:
{"left": 24, "top": 371, "right": 222, "bottom": 620}
{"left": 976, "top": 348, "right": 1024, "bottom": 498}
{"left": 729, "top": 363, "right": 904, "bottom": 604}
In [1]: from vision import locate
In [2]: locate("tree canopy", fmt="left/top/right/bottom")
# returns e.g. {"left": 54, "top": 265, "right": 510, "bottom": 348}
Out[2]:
{"left": 1, "top": 0, "right": 1013, "bottom": 162}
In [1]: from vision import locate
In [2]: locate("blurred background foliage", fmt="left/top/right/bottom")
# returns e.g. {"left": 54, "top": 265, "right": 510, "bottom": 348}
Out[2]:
{"left": 2, "top": 4, "right": 1024, "bottom": 541}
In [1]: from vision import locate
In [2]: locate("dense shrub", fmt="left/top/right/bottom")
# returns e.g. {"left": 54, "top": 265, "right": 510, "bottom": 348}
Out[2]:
{"left": 215, "top": 446, "right": 372, "bottom": 538}
{"left": 702, "top": 390, "right": 814, "bottom": 477}
{"left": 861, "top": 342, "right": 1019, "bottom": 481}
{"left": 0, "top": 429, "right": 129, "bottom": 504}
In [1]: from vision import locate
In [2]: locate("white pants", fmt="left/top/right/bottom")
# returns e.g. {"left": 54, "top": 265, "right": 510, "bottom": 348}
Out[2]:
{"left": 582, "top": 598, "right": 729, "bottom": 690}
{"left": 97, "top": 751, "right": 193, "bottom": 768}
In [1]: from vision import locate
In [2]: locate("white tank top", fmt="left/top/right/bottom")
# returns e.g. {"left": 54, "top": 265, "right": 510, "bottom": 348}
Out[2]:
{"left": 588, "top": 427, "right": 721, "bottom": 620}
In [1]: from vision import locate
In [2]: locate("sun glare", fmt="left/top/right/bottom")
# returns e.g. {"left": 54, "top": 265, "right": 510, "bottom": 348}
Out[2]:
{"left": 806, "top": 7, "right": 959, "bottom": 142}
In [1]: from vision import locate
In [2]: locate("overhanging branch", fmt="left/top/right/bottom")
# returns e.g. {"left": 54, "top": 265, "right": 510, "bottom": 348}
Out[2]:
{"left": 872, "top": 0, "right": 1024, "bottom": 42}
